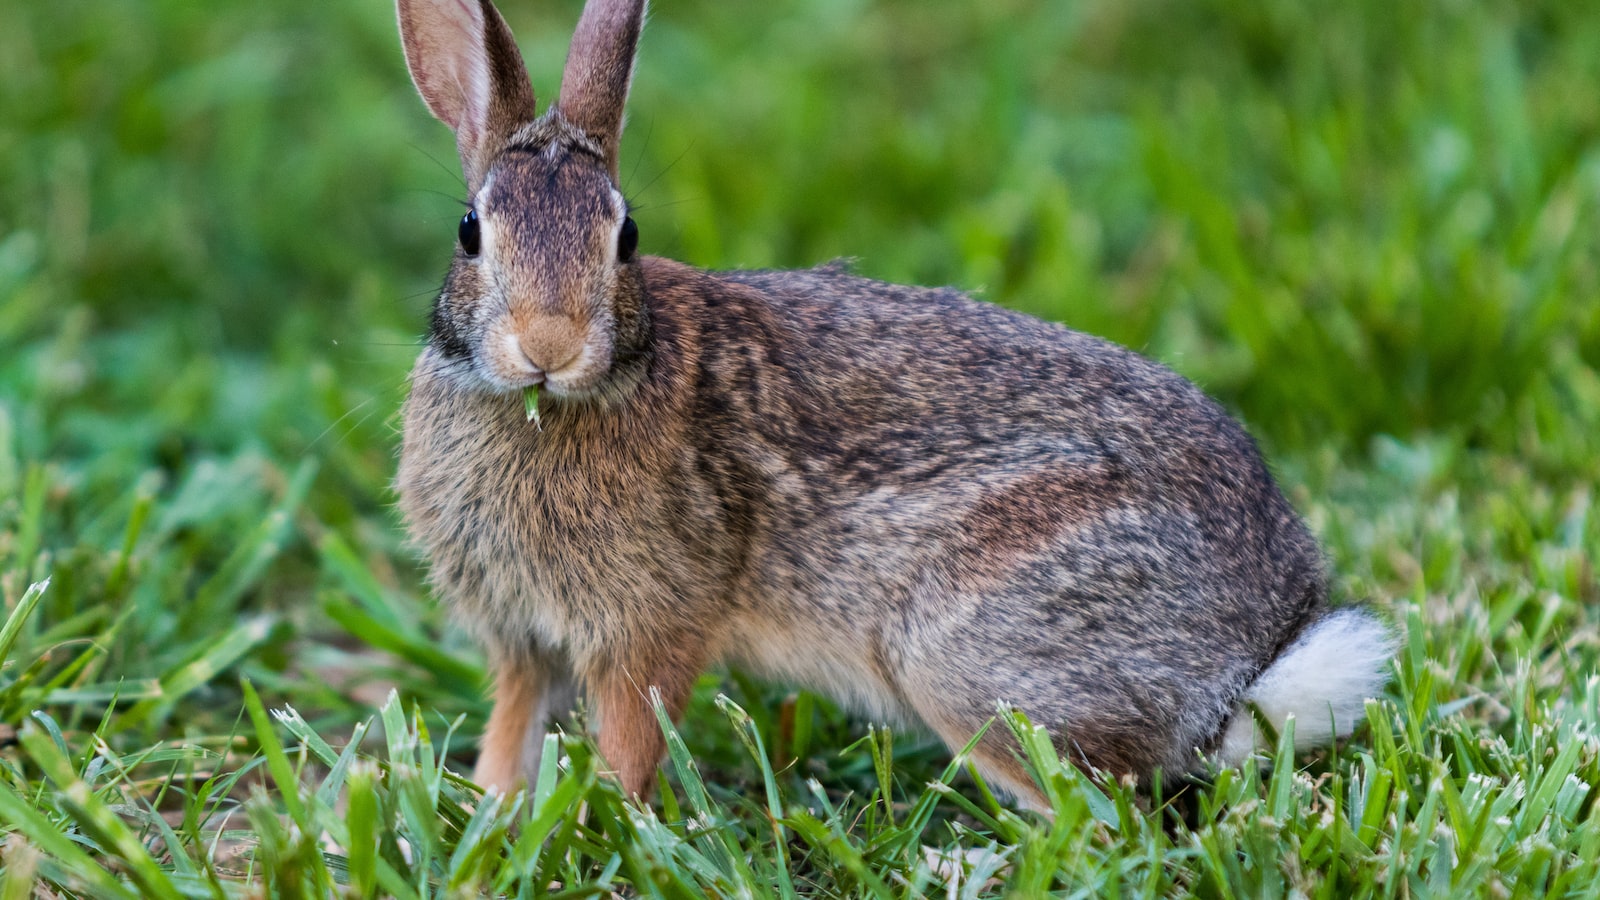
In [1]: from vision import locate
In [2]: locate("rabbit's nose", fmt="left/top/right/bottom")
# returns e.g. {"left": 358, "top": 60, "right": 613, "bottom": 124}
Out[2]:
{"left": 515, "top": 315, "right": 586, "bottom": 375}
{"left": 493, "top": 331, "right": 545, "bottom": 384}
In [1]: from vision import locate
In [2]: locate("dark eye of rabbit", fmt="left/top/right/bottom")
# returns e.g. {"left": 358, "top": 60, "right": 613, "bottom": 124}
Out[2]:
{"left": 618, "top": 216, "right": 638, "bottom": 262}
{"left": 458, "top": 209, "right": 480, "bottom": 256}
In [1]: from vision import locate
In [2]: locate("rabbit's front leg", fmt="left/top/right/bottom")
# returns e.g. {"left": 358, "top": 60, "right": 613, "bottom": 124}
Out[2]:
{"left": 475, "top": 648, "right": 571, "bottom": 794}
{"left": 592, "top": 652, "right": 703, "bottom": 800}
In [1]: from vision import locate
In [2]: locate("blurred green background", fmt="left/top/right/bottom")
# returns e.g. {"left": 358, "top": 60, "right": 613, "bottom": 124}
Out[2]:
{"left": 7, "top": 0, "right": 1598, "bottom": 472}
{"left": 2, "top": 0, "right": 1599, "bottom": 786}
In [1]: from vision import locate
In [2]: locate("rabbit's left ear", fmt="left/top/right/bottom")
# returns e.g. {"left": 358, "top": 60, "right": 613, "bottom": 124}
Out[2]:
{"left": 397, "top": 0, "right": 537, "bottom": 191}
{"left": 557, "top": 0, "right": 647, "bottom": 180}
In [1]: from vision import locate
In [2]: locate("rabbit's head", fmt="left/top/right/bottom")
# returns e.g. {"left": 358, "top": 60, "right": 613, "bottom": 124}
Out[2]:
{"left": 398, "top": 0, "right": 649, "bottom": 402}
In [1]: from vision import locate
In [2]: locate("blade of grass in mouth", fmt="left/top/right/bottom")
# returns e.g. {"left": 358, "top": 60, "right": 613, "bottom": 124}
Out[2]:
{"left": 523, "top": 384, "right": 542, "bottom": 429}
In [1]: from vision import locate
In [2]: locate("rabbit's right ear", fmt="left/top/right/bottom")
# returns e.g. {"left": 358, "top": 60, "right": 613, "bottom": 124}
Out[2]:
{"left": 397, "top": 0, "right": 537, "bottom": 191}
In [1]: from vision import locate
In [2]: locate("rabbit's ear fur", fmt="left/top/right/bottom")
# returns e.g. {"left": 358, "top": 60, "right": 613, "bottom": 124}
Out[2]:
{"left": 397, "top": 0, "right": 537, "bottom": 190}
{"left": 557, "top": 0, "right": 647, "bottom": 179}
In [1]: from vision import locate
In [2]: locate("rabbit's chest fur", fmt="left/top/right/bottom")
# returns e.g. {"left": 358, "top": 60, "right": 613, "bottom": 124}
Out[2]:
{"left": 397, "top": 367, "right": 726, "bottom": 660}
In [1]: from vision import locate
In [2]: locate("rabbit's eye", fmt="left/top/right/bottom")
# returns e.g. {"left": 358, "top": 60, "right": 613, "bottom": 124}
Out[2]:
{"left": 458, "top": 209, "right": 481, "bottom": 256}
{"left": 618, "top": 216, "right": 638, "bottom": 262}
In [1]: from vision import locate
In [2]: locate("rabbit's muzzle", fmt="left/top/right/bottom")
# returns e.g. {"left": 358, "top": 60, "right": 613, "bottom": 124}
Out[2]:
{"left": 481, "top": 312, "right": 612, "bottom": 396}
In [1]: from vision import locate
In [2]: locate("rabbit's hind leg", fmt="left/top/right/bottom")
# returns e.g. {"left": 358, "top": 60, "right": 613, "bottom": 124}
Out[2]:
{"left": 898, "top": 651, "right": 1170, "bottom": 812}
{"left": 894, "top": 582, "right": 1217, "bottom": 801}
{"left": 910, "top": 698, "right": 1052, "bottom": 814}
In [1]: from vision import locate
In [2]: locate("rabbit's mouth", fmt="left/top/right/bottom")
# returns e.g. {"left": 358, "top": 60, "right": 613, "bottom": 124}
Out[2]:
{"left": 538, "top": 341, "right": 615, "bottom": 399}
{"left": 473, "top": 321, "right": 617, "bottom": 402}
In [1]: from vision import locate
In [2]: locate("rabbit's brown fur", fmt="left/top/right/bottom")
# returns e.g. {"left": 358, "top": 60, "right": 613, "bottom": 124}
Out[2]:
{"left": 393, "top": 0, "right": 1394, "bottom": 807}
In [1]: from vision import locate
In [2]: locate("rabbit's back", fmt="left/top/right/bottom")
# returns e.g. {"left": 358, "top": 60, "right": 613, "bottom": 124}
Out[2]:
{"left": 707, "top": 262, "right": 1323, "bottom": 613}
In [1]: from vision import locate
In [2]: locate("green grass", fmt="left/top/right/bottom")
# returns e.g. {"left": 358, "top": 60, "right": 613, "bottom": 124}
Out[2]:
{"left": 2, "top": 0, "right": 1598, "bottom": 895}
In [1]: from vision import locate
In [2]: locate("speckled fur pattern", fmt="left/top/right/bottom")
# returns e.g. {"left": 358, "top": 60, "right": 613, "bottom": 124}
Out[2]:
{"left": 393, "top": 0, "right": 1393, "bottom": 806}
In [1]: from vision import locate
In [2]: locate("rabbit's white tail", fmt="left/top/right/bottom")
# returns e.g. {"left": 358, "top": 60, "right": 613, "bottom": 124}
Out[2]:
{"left": 1217, "top": 607, "right": 1397, "bottom": 765}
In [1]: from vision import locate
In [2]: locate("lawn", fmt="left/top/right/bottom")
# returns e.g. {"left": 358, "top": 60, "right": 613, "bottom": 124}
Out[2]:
{"left": 2, "top": 0, "right": 1599, "bottom": 895}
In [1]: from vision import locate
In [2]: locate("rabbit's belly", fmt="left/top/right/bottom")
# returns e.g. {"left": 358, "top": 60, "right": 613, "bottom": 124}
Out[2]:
{"left": 722, "top": 612, "right": 910, "bottom": 724}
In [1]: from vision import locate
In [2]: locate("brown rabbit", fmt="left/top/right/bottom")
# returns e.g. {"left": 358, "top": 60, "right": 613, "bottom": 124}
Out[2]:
{"left": 393, "top": 0, "right": 1395, "bottom": 807}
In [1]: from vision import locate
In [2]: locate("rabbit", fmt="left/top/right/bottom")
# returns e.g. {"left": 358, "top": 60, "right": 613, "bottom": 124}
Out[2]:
{"left": 391, "top": 0, "right": 1396, "bottom": 808}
